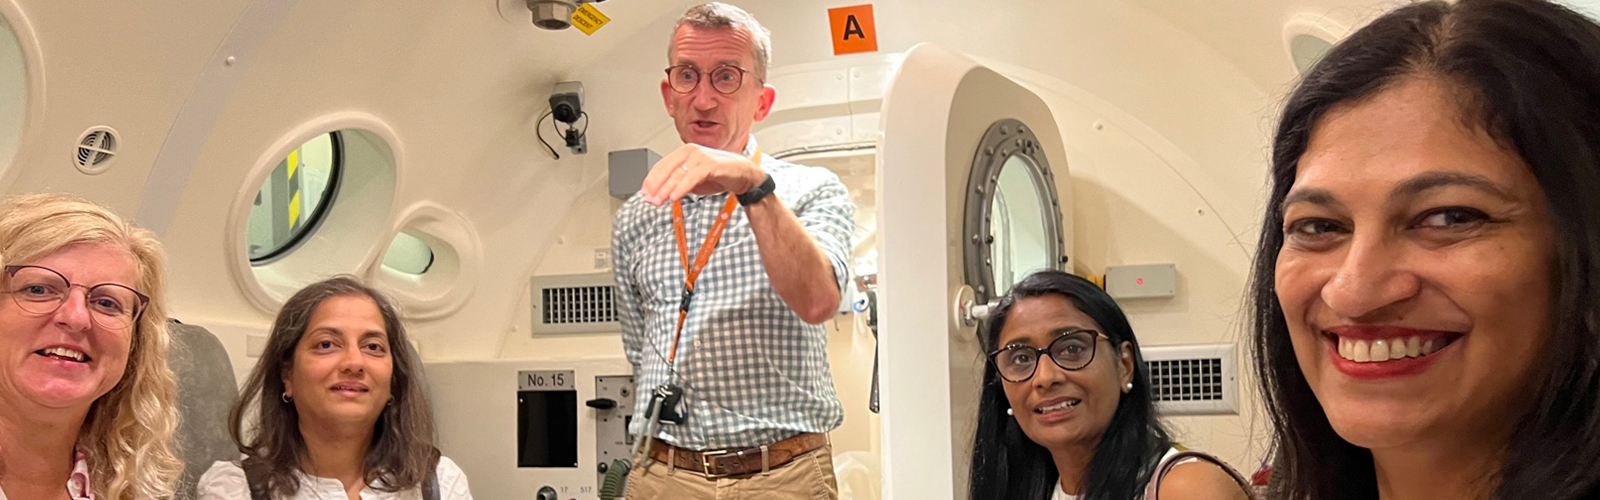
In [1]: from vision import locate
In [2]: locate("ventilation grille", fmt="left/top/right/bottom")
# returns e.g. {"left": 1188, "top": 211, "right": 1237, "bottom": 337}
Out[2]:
{"left": 541, "top": 285, "right": 616, "bottom": 324}
{"left": 74, "top": 127, "right": 119, "bottom": 173}
{"left": 531, "top": 272, "right": 620, "bottom": 334}
{"left": 1148, "top": 358, "right": 1224, "bottom": 402}
{"left": 1142, "top": 343, "right": 1237, "bottom": 416}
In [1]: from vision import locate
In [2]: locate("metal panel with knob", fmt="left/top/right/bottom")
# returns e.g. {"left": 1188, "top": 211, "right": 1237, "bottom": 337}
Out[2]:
{"left": 590, "top": 375, "right": 636, "bottom": 488}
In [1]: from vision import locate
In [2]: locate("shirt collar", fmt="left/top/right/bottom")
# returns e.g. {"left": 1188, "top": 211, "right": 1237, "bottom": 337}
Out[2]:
{"left": 741, "top": 135, "right": 759, "bottom": 158}
{"left": 0, "top": 446, "right": 95, "bottom": 500}
{"left": 65, "top": 447, "right": 94, "bottom": 500}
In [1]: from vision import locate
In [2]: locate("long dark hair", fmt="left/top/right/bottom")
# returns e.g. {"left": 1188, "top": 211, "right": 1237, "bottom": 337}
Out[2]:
{"left": 228, "top": 276, "right": 439, "bottom": 497}
{"left": 969, "top": 270, "right": 1171, "bottom": 500}
{"left": 1251, "top": 1, "right": 1600, "bottom": 498}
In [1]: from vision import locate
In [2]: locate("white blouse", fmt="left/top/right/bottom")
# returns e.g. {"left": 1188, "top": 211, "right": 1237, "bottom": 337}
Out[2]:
{"left": 196, "top": 456, "right": 473, "bottom": 500}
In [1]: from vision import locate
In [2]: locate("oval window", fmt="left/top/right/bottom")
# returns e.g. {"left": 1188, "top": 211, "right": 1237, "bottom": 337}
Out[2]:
{"left": 1290, "top": 33, "right": 1335, "bottom": 75}
{"left": 382, "top": 231, "right": 435, "bottom": 275}
{"left": 989, "top": 154, "right": 1054, "bottom": 296}
{"left": 962, "top": 118, "right": 1065, "bottom": 303}
{"left": 247, "top": 132, "right": 342, "bottom": 263}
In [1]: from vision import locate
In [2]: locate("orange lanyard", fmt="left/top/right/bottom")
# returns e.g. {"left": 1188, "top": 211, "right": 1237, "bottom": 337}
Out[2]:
{"left": 665, "top": 149, "right": 761, "bottom": 365}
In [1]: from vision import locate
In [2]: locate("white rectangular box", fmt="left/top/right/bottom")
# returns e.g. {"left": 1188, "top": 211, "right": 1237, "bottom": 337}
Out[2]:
{"left": 1105, "top": 263, "right": 1177, "bottom": 299}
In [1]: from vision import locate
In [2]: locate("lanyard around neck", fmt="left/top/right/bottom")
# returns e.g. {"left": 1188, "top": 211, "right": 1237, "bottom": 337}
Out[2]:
{"left": 664, "top": 148, "right": 761, "bottom": 366}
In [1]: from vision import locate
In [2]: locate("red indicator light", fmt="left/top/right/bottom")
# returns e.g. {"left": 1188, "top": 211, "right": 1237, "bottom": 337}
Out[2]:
{"left": 1137, "top": 278, "right": 1144, "bottom": 285}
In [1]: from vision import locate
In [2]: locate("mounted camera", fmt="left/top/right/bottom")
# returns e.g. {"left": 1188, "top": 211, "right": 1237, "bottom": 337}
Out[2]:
{"left": 550, "top": 81, "right": 583, "bottom": 125}
{"left": 539, "top": 81, "right": 588, "bottom": 157}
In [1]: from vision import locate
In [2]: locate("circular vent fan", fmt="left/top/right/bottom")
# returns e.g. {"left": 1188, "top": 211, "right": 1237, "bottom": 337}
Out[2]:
{"left": 74, "top": 126, "right": 119, "bottom": 174}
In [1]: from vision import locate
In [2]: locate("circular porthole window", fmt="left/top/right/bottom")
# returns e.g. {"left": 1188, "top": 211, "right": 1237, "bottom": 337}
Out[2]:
{"left": 247, "top": 132, "right": 342, "bottom": 263}
{"left": 988, "top": 154, "right": 1055, "bottom": 297}
{"left": 963, "top": 118, "right": 1065, "bottom": 304}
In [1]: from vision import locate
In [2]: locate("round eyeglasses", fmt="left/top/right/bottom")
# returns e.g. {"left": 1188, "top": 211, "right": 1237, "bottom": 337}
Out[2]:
{"left": 665, "top": 64, "right": 755, "bottom": 95}
{"left": 3, "top": 265, "right": 148, "bottom": 330}
{"left": 989, "top": 329, "right": 1109, "bottom": 383}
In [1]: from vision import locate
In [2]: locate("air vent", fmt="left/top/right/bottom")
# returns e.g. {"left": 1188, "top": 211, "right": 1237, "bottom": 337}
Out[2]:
{"left": 531, "top": 272, "right": 619, "bottom": 334}
{"left": 74, "top": 126, "right": 119, "bottom": 174}
{"left": 1142, "top": 343, "right": 1237, "bottom": 416}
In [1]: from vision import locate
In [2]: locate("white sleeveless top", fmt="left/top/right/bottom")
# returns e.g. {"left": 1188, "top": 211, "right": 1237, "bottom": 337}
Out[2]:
{"left": 1051, "top": 447, "right": 1183, "bottom": 500}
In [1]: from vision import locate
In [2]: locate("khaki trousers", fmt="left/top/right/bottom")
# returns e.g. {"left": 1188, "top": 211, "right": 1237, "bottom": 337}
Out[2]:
{"left": 623, "top": 444, "right": 839, "bottom": 500}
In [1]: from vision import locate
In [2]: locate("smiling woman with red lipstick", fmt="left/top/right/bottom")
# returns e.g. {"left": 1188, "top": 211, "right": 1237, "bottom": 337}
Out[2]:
{"left": 199, "top": 277, "right": 471, "bottom": 500}
{"left": 1251, "top": 1, "right": 1600, "bottom": 499}
{"left": 969, "top": 271, "right": 1251, "bottom": 500}
{"left": 0, "top": 193, "right": 182, "bottom": 500}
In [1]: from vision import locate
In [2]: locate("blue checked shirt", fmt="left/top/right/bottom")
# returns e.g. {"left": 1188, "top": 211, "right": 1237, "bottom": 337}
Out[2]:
{"left": 611, "top": 138, "right": 855, "bottom": 450}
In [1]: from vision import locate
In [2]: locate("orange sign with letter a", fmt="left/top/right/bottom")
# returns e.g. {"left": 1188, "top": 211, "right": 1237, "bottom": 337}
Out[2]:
{"left": 829, "top": 4, "right": 878, "bottom": 55}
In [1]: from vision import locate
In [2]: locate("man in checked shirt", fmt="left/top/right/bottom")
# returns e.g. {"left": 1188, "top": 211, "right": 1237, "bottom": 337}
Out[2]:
{"left": 610, "top": 3, "right": 855, "bottom": 499}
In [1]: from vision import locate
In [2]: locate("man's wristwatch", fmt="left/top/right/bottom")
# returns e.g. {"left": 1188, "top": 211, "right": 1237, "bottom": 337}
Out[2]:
{"left": 737, "top": 174, "right": 775, "bottom": 206}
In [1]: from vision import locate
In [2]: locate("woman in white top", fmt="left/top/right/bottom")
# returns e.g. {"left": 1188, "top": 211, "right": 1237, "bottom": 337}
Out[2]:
{"left": 967, "top": 271, "right": 1250, "bottom": 500}
{"left": 0, "top": 194, "right": 183, "bottom": 500}
{"left": 197, "top": 276, "right": 472, "bottom": 500}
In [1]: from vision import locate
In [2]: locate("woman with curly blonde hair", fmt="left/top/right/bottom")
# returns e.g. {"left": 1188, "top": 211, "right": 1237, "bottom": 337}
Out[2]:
{"left": 0, "top": 193, "right": 182, "bottom": 500}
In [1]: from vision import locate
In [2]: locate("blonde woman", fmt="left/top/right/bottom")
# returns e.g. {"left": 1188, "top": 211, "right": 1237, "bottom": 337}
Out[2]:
{"left": 0, "top": 193, "right": 183, "bottom": 500}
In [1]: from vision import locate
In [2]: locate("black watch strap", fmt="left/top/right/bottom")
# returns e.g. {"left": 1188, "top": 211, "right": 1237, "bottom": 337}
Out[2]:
{"left": 737, "top": 174, "right": 775, "bottom": 206}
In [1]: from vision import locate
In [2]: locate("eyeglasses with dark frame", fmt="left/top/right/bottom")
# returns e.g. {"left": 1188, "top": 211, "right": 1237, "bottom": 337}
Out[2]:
{"left": 665, "top": 64, "right": 758, "bottom": 95}
{"left": 2, "top": 265, "right": 149, "bottom": 330}
{"left": 989, "top": 329, "right": 1111, "bottom": 383}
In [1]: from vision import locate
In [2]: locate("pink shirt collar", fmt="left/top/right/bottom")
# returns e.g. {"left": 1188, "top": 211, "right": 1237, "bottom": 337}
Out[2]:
{"left": 0, "top": 446, "right": 94, "bottom": 500}
{"left": 66, "top": 447, "right": 95, "bottom": 500}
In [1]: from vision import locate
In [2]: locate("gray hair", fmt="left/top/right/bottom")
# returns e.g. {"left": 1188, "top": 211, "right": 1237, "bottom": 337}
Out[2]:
{"left": 670, "top": 2, "right": 773, "bottom": 81}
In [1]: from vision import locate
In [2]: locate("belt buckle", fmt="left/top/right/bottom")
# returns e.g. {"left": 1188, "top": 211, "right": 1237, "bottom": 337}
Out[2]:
{"left": 700, "top": 449, "right": 730, "bottom": 478}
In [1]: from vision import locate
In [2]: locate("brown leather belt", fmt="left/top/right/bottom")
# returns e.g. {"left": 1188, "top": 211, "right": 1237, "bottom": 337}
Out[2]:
{"left": 647, "top": 432, "right": 828, "bottom": 478}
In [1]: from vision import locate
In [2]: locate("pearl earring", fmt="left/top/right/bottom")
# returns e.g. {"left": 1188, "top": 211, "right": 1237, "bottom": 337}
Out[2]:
{"left": 1006, "top": 408, "right": 1013, "bottom": 416}
{"left": 1124, "top": 382, "right": 1134, "bottom": 392}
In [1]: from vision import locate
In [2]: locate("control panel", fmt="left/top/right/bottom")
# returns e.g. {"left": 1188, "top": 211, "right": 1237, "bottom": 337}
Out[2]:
{"left": 590, "top": 375, "right": 636, "bottom": 486}
{"left": 426, "top": 358, "right": 636, "bottom": 500}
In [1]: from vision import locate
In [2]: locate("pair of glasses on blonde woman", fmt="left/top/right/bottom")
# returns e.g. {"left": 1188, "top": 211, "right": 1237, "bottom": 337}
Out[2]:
{"left": 2, "top": 265, "right": 148, "bottom": 329}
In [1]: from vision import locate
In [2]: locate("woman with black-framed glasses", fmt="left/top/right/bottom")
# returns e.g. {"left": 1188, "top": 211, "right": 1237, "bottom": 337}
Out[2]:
{"left": 969, "top": 270, "right": 1251, "bottom": 500}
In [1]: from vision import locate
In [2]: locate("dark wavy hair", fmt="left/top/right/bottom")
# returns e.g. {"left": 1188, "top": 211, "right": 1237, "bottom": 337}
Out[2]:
{"left": 228, "top": 276, "right": 439, "bottom": 497}
{"left": 1251, "top": 1, "right": 1600, "bottom": 498}
{"left": 968, "top": 270, "right": 1171, "bottom": 500}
